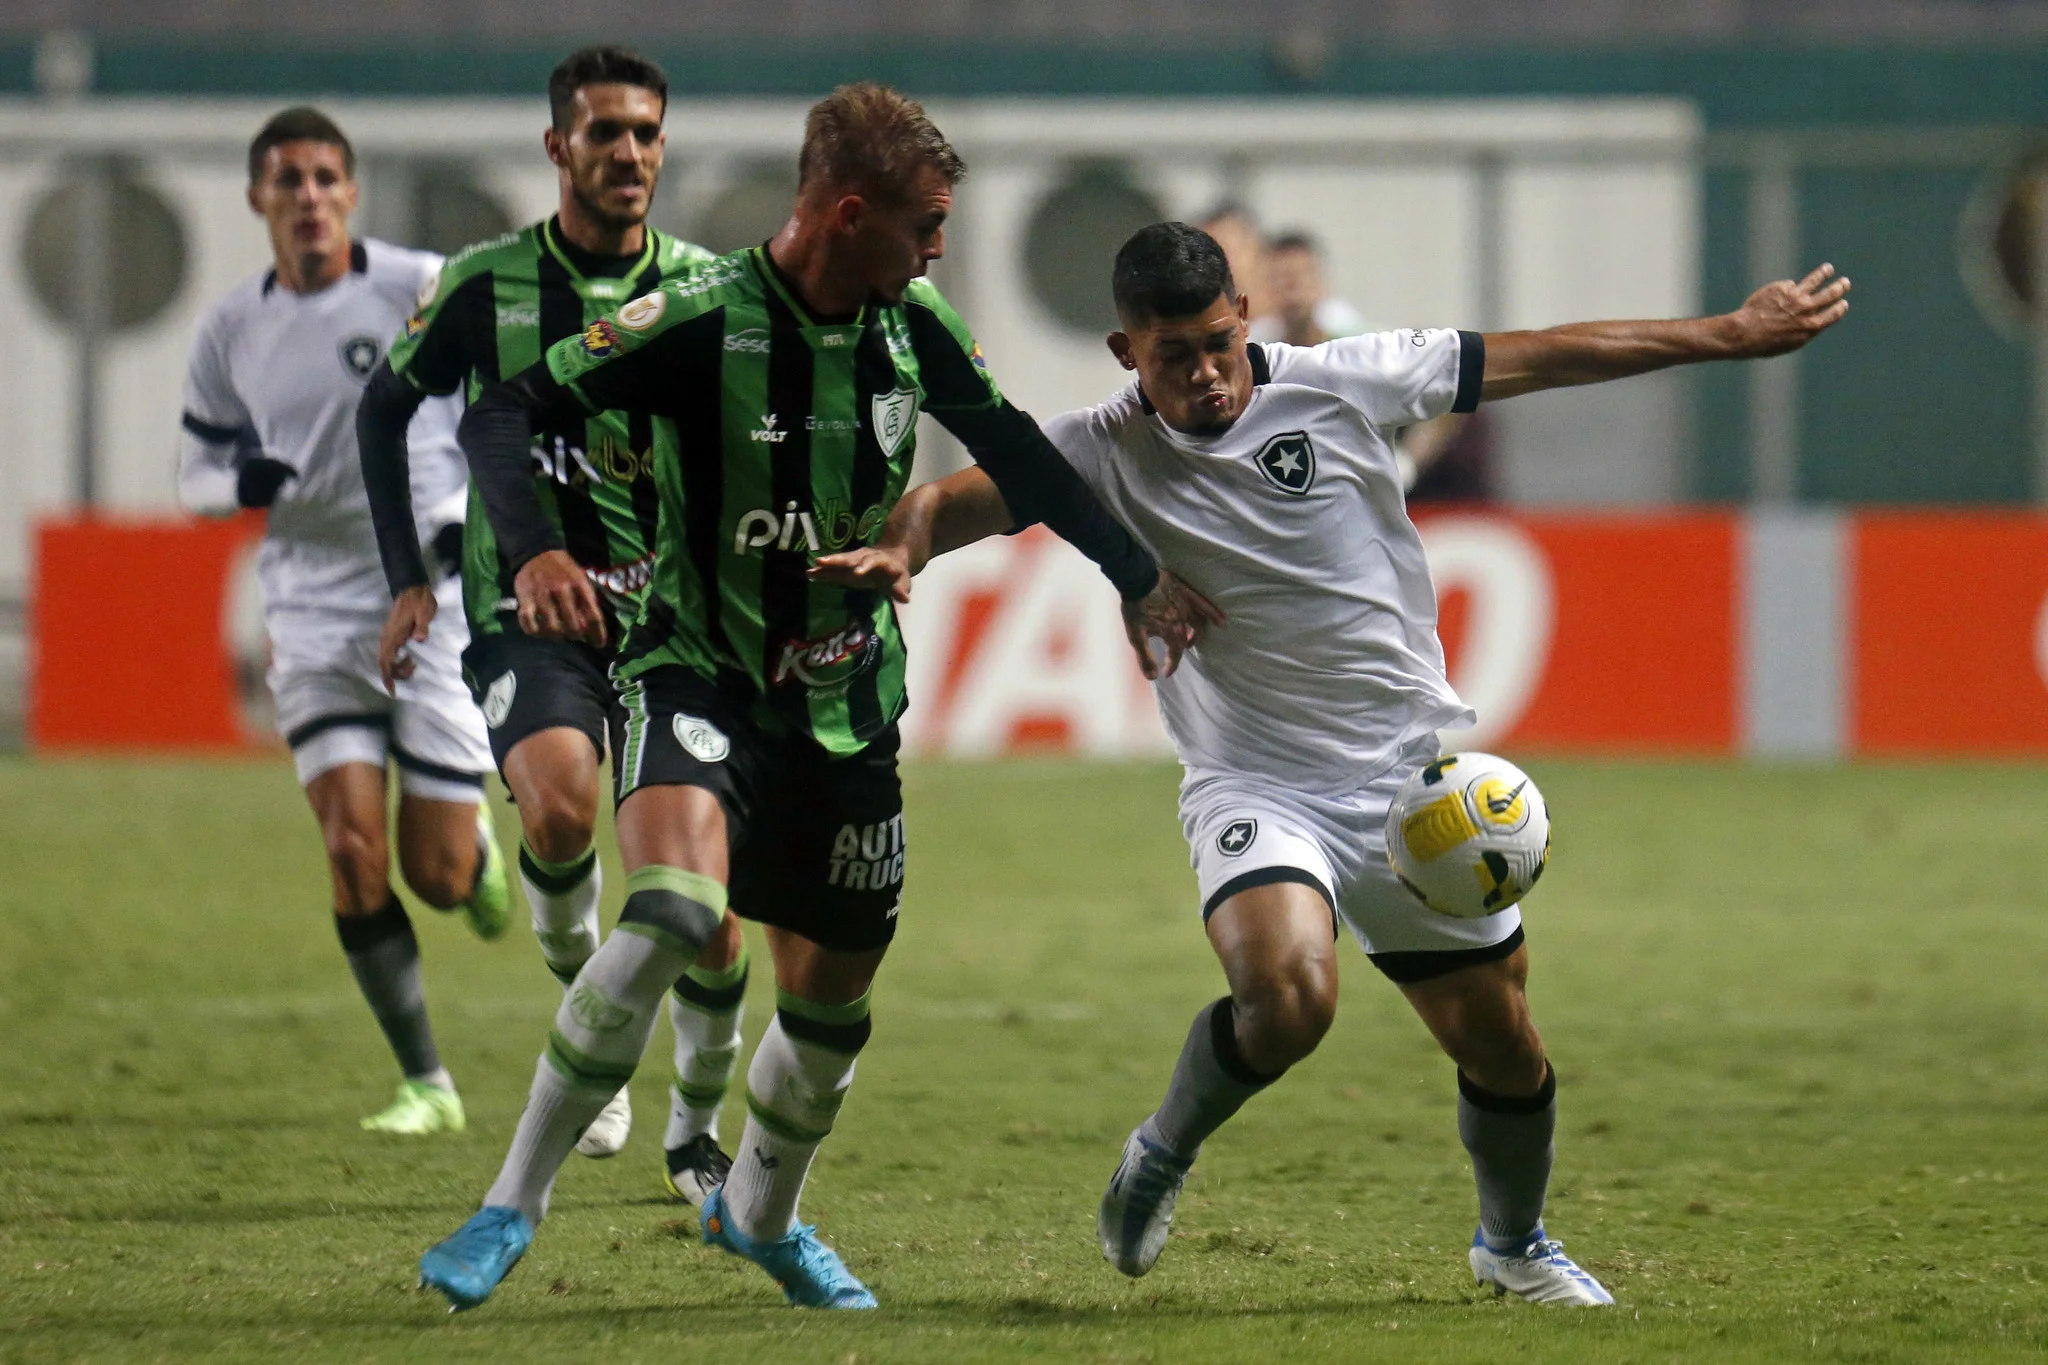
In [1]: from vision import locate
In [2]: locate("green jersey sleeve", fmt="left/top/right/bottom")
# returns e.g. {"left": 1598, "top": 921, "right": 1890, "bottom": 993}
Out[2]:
{"left": 543, "top": 279, "right": 721, "bottom": 419}
{"left": 386, "top": 251, "right": 494, "bottom": 396}
{"left": 901, "top": 279, "right": 1006, "bottom": 413}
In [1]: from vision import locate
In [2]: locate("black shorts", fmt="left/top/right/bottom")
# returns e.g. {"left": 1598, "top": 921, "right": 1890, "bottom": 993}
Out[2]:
{"left": 462, "top": 625, "right": 619, "bottom": 772}
{"left": 614, "top": 664, "right": 905, "bottom": 954}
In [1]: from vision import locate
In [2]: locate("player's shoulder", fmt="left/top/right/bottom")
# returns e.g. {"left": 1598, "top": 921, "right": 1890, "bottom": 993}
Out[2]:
{"left": 1263, "top": 330, "right": 1460, "bottom": 385}
{"left": 358, "top": 238, "right": 444, "bottom": 305}
{"left": 437, "top": 224, "right": 542, "bottom": 287}
{"left": 900, "top": 276, "right": 964, "bottom": 325}
{"left": 1044, "top": 385, "right": 1146, "bottom": 458}
{"left": 646, "top": 247, "right": 758, "bottom": 319}
{"left": 192, "top": 265, "right": 276, "bottom": 342}
{"left": 652, "top": 230, "right": 719, "bottom": 277}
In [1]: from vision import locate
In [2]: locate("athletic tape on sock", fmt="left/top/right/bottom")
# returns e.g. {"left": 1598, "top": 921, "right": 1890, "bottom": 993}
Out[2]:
{"left": 618, "top": 865, "right": 725, "bottom": 956}
{"left": 518, "top": 841, "right": 597, "bottom": 894}
{"left": 774, "top": 986, "right": 872, "bottom": 1055}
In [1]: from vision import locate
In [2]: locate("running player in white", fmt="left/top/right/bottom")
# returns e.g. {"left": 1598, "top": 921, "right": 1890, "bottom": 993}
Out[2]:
{"left": 178, "top": 107, "right": 511, "bottom": 1136}
{"left": 817, "top": 221, "right": 1850, "bottom": 1305}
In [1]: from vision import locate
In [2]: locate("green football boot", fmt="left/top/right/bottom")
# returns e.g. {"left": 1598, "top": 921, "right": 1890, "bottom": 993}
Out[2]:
{"left": 455, "top": 808, "right": 511, "bottom": 941}
{"left": 361, "top": 1079, "right": 466, "bottom": 1135}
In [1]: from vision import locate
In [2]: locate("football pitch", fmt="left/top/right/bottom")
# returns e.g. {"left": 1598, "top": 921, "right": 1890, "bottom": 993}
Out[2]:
{"left": 5, "top": 757, "right": 2047, "bottom": 1363}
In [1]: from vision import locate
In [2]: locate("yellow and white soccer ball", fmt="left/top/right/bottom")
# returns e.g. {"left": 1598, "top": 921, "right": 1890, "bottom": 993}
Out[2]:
{"left": 1386, "top": 752, "right": 1550, "bottom": 919}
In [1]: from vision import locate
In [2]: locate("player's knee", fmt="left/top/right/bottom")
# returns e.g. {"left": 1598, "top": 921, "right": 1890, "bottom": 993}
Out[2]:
{"left": 1449, "top": 1017, "right": 1548, "bottom": 1096}
{"left": 1236, "top": 956, "right": 1337, "bottom": 1068}
{"left": 518, "top": 781, "right": 597, "bottom": 865}
{"left": 399, "top": 840, "right": 472, "bottom": 909}
{"left": 322, "top": 820, "right": 388, "bottom": 912}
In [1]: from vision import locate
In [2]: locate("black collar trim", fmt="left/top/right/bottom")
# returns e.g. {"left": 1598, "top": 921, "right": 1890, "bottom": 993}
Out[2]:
{"left": 262, "top": 241, "right": 367, "bottom": 297}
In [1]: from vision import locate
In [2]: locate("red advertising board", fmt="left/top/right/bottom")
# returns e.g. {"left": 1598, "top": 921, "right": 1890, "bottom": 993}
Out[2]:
{"left": 26, "top": 509, "right": 2048, "bottom": 759}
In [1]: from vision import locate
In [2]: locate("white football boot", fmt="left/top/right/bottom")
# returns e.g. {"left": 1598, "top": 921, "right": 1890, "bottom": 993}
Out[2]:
{"left": 575, "top": 1086, "right": 632, "bottom": 1158}
{"left": 1469, "top": 1227, "right": 1615, "bottom": 1305}
{"left": 1097, "top": 1128, "right": 1194, "bottom": 1277}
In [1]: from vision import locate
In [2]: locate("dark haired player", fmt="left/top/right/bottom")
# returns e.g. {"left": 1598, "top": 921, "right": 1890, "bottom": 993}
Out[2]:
{"left": 179, "top": 108, "right": 512, "bottom": 1137}
{"left": 356, "top": 46, "right": 748, "bottom": 1179}
{"left": 819, "top": 222, "right": 1850, "bottom": 1305}
{"left": 418, "top": 83, "right": 1207, "bottom": 1313}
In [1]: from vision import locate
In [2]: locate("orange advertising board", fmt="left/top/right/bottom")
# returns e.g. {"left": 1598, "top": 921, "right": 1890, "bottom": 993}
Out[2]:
{"left": 30, "top": 515, "right": 263, "bottom": 751}
{"left": 27, "top": 508, "right": 2048, "bottom": 759}
{"left": 1851, "top": 513, "right": 2048, "bottom": 754}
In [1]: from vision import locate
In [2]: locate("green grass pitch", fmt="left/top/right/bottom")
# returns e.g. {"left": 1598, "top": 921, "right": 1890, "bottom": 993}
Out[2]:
{"left": 4, "top": 756, "right": 2047, "bottom": 1363}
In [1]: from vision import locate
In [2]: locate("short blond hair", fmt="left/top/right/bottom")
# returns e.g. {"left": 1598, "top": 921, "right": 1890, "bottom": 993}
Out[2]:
{"left": 799, "top": 82, "right": 966, "bottom": 204}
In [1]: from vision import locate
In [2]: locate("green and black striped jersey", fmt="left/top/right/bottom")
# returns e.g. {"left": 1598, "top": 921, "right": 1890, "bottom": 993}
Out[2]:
{"left": 485, "top": 245, "right": 1153, "bottom": 757}
{"left": 386, "top": 217, "right": 716, "bottom": 636}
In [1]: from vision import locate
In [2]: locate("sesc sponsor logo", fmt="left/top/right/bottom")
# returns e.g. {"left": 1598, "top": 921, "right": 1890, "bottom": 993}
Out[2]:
{"left": 725, "top": 327, "right": 770, "bottom": 354}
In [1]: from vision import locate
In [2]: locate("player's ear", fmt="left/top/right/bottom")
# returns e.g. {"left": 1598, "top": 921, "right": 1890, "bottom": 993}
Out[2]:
{"left": 1106, "top": 332, "right": 1137, "bottom": 371}
{"left": 831, "top": 193, "right": 865, "bottom": 236}
{"left": 542, "top": 126, "right": 569, "bottom": 170}
{"left": 1235, "top": 293, "right": 1250, "bottom": 323}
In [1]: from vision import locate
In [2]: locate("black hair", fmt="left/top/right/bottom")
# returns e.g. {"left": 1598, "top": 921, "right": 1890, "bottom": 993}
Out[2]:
{"left": 1267, "top": 229, "right": 1321, "bottom": 255}
{"left": 1112, "top": 222, "right": 1237, "bottom": 322}
{"left": 547, "top": 45, "right": 669, "bottom": 130}
{"left": 248, "top": 106, "right": 353, "bottom": 184}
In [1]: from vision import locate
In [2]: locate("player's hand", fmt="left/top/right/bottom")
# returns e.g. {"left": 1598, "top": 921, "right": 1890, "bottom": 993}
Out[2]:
{"left": 809, "top": 544, "right": 914, "bottom": 603}
{"left": 514, "top": 550, "right": 607, "bottom": 647}
{"left": 235, "top": 456, "right": 297, "bottom": 509}
{"left": 1121, "top": 570, "right": 1226, "bottom": 682}
{"left": 1728, "top": 263, "right": 1850, "bottom": 358}
{"left": 377, "top": 585, "right": 438, "bottom": 692}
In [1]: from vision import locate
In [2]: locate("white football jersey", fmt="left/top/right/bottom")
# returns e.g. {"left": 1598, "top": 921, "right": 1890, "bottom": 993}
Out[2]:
{"left": 1044, "top": 330, "right": 1485, "bottom": 791}
{"left": 177, "top": 238, "right": 469, "bottom": 623}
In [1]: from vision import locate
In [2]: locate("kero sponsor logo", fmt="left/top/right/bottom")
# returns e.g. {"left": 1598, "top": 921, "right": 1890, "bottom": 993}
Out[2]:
{"left": 828, "top": 816, "right": 905, "bottom": 892}
{"left": 772, "top": 622, "right": 877, "bottom": 687}
{"left": 733, "top": 502, "right": 821, "bottom": 555}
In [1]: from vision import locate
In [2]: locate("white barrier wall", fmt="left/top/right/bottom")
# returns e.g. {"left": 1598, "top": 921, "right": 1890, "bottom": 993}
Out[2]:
{"left": 0, "top": 96, "right": 1698, "bottom": 602}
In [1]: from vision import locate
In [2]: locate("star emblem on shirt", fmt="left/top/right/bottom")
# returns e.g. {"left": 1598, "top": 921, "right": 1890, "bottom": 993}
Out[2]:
{"left": 1217, "top": 818, "right": 1258, "bottom": 857}
{"left": 1253, "top": 431, "right": 1316, "bottom": 495}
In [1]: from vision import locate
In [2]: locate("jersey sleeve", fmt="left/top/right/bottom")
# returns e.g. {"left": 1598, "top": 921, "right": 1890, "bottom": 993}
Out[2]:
{"left": 904, "top": 285, "right": 1158, "bottom": 600}
{"left": 1037, "top": 405, "right": 1113, "bottom": 497}
{"left": 543, "top": 283, "right": 708, "bottom": 419}
{"left": 386, "top": 256, "right": 491, "bottom": 397}
{"left": 1264, "top": 329, "right": 1485, "bottom": 427}
{"left": 176, "top": 304, "right": 255, "bottom": 517}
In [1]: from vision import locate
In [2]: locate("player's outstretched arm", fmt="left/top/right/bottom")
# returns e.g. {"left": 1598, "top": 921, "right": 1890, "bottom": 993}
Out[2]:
{"left": 811, "top": 467, "right": 1019, "bottom": 602}
{"left": 458, "top": 372, "right": 606, "bottom": 647}
{"left": 1480, "top": 263, "right": 1850, "bottom": 402}
{"left": 812, "top": 467, "right": 1223, "bottom": 680}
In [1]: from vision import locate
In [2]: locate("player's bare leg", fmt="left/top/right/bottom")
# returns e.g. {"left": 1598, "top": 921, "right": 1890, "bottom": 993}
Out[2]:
{"left": 420, "top": 783, "right": 728, "bottom": 1309}
{"left": 1102, "top": 881, "right": 1333, "bottom": 1276}
{"left": 393, "top": 791, "right": 508, "bottom": 943}
{"left": 305, "top": 763, "right": 463, "bottom": 1134}
{"left": 502, "top": 727, "right": 749, "bottom": 1166}
{"left": 1401, "top": 948, "right": 1611, "bottom": 1305}
{"left": 700, "top": 925, "right": 881, "bottom": 1308}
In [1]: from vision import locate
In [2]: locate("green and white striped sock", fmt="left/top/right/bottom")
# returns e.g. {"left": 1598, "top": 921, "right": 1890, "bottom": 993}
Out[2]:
{"left": 666, "top": 948, "right": 750, "bottom": 1147}
{"left": 721, "top": 989, "right": 871, "bottom": 1243}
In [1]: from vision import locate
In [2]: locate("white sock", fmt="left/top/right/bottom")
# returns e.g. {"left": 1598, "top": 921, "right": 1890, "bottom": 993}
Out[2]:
{"left": 483, "top": 869, "right": 721, "bottom": 1222}
{"left": 664, "top": 950, "right": 749, "bottom": 1149}
{"left": 519, "top": 843, "right": 603, "bottom": 986}
{"left": 721, "top": 998, "right": 867, "bottom": 1243}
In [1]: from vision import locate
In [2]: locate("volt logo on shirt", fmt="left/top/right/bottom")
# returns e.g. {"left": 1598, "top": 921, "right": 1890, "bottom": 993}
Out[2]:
{"left": 1254, "top": 431, "right": 1316, "bottom": 496}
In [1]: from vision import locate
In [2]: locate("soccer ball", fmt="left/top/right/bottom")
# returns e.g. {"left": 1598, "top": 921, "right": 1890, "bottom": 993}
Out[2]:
{"left": 1386, "top": 751, "right": 1550, "bottom": 919}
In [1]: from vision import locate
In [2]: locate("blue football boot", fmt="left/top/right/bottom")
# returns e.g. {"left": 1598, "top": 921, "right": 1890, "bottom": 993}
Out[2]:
{"left": 418, "top": 1205, "right": 534, "bottom": 1312}
{"left": 700, "top": 1185, "right": 877, "bottom": 1309}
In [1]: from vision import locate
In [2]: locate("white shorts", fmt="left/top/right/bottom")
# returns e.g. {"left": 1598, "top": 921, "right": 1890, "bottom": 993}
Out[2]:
{"left": 1180, "top": 737, "right": 1523, "bottom": 979}
{"left": 266, "top": 589, "right": 490, "bottom": 804}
